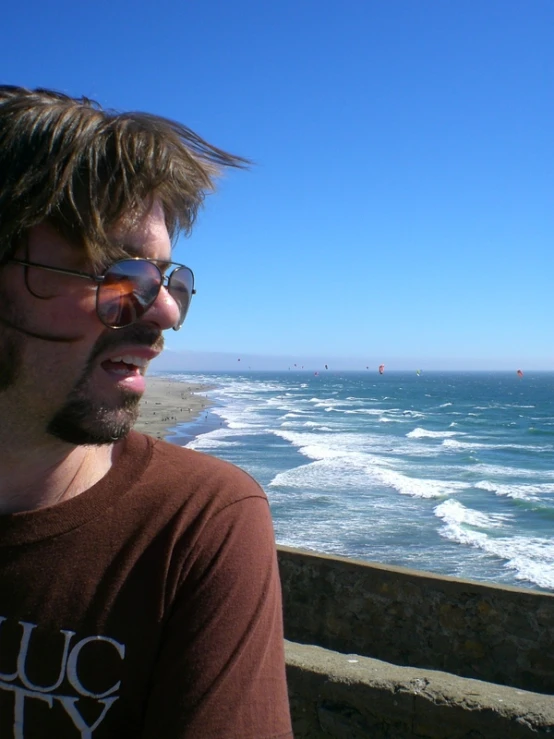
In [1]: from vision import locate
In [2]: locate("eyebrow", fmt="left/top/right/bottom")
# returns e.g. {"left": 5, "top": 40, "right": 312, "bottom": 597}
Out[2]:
{"left": 118, "top": 242, "right": 143, "bottom": 258}
{"left": 115, "top": 241, "right": 171, "bottom": 264}
{"left": 114, "top": 246, "right": 175, "bottom": 273}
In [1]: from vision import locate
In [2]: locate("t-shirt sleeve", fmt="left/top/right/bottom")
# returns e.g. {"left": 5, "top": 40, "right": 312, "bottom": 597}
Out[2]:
{"left": 140, "top": 491, "right": 293, "bottom": 739}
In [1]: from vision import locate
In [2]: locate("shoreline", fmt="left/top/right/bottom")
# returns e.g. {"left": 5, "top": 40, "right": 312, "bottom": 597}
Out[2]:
{"left": 134, "top": 376, "right": 215, "bottom": 441}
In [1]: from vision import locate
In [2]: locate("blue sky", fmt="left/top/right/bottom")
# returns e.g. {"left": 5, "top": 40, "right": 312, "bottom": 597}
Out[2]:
{"left": 3, "top": 0, "right": 553, "bottom": 370}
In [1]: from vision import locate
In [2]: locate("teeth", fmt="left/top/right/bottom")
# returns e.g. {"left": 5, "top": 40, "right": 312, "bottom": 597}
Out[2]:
{"left": 110, "top": 355, "right": 148, "bottom": 368}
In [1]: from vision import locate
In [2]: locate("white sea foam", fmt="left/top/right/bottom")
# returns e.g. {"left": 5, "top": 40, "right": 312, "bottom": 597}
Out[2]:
{"left": 269, "top": 456, "right": 378, "bottom": 490}
{"left": 373, "top": 468, "right": 470, "bottom": 499}
{"left": 407, "top": 427, "right": 460, "bottom": 439}
{"left": 272, "top": 423, "right": 463, "bottom": 461}
{"left": 226, "top": 420, "right": 262, "bottom": 430}
{"left": 186, "top": 437, "right": 240, "bottom": 450}
{"left": 309, "top": 396, "right": 388, "bottom": 412}
{"left": 435, "top": 500, "right": 554, "bottom": 589}
{"left": 186, "top": 427, "right": 245, "bottom": 450}
{"left": 206, "top": 406, "right": 268, "bottom": 433}
{"left": 440, "top": 438, "right": 476, "bottom": 450}
{"left": 268, "top": 452, "right": 463, "bottom": 500}
{"left": 347, "top": 396, "right": 379, "bottom": 402}
{"left": 442, "top": 438, "right": 550, "bottom": 452}
{"left": 271, "top": 427, "right": 421, "bottom": 460}
{"left": 472, "top": 463, "right": 554, "bottom": 480}
{"left": 344, "top": 408, "right": 386, "bottom": 416}
{"left": 435, "top": 500, "right": 511, "bottom": 529}
{"left": 441, "top": 438, "right": 485, "bottom": 450}
{"left": 280, "top": 418, "right": 336, "bottom": 431}
{"left": 267, "top": 401, "right": 311, "bottom": 414}
{"left": 475, "top": 480, "right": 554, "bottom": 502}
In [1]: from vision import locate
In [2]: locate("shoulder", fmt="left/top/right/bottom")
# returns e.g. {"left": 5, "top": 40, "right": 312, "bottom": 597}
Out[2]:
{"left": 119, "top": 434, "right": 277, "bottom": 603}
{"left": 123, "top": 431, "right": 267, "bottom": 513}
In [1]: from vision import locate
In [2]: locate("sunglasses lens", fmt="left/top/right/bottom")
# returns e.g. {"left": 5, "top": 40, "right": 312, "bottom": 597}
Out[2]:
{"left": 98, "top": 260, "right": 161, "bottom": 328}
{"left": 168, "top": 266, "right": 194, "bottom": 329}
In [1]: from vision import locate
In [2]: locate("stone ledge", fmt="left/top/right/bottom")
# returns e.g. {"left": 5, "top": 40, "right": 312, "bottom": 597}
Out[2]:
{"left": 285, "top": 640, "right": 554, "bottom": 738}
{"left": 278, "top": 546, "right": 554, "bottom": 693}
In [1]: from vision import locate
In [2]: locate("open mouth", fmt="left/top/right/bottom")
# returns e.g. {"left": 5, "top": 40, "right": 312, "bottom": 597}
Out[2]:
{"left": 101, "top": 355, "right": 149, "bottom": 376}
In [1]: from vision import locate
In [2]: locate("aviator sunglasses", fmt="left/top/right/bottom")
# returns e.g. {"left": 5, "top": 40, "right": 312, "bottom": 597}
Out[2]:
{"left": 8, "top": 257, "right": 195, "bottom": 330}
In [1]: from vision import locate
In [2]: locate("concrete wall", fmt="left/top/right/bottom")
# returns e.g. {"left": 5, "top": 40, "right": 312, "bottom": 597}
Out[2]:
{"left": 278, "top": 546, "right": 554, "bottom": 695}
{"left": 285, "top": 641, "right": 554, "bottom": 739}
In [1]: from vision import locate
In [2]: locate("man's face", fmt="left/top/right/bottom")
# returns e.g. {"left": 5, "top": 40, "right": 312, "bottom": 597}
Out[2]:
{"left": 0, "top": 199, "right": 181, "bottom": 446}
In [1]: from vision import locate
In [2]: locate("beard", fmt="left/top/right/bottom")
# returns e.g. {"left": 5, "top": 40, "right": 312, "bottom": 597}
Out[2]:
{"left": 46, "top": 384, "right": 141, "bottom": 445}
{"left": 0, "top": 331, "right": 24, "bottom": 392}
{"left": 47, "top": 324, "right": 163, "bottom": 446}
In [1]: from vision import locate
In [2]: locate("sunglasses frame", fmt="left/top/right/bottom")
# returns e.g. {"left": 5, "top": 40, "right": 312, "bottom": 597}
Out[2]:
{"left": 8, "top": 257, "right": 196, "bottom": 331}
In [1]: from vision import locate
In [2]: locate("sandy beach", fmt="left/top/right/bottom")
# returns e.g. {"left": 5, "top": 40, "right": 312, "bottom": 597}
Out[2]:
{"left": 134, "top": 376, "right": 214, "bottom": 441}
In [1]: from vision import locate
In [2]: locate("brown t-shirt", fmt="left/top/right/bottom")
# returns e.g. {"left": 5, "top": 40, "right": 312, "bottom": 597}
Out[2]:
{"left": 0, "top": 432, "right": 293, "bottom": 738}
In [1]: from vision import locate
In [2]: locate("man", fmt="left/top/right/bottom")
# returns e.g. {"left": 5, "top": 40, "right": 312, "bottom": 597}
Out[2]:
{"left": 0, "top": 86, "right": 292, "bottom": 738}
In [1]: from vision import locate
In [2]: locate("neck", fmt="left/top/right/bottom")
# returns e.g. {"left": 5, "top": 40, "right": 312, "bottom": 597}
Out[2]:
{"left": 0, "top": 441, "right": 118, "bottom": 514}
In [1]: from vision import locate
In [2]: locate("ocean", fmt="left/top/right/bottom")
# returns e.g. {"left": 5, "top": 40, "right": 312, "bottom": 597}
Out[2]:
{"left": 157, "top": 370, "right": 554, "bottom": 593}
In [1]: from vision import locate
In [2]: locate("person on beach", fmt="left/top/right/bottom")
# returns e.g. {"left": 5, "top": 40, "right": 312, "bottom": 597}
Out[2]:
{"left": 0, "top": 86, "right": 292, "bottom": 738}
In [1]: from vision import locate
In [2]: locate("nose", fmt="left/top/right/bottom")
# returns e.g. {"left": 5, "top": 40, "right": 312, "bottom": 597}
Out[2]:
{"left": 141, "top": 285, "right": 182, "bottom": 331}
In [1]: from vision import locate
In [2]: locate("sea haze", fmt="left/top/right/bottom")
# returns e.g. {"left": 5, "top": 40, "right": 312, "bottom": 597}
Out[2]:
{"left": 158, "top": 370, "right": 554, "bottom": 593}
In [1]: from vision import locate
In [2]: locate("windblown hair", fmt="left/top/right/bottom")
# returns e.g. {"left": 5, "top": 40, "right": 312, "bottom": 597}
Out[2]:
{"left": 0, "top": 85, "right": 248, "bottom": 266}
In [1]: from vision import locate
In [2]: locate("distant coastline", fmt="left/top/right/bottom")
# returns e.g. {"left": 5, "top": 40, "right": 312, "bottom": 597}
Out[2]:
{"left": 151, "top": 350, "right": 554, "bottom": 374}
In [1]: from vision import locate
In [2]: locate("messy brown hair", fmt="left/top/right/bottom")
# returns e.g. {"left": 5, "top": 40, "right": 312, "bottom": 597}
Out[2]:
{"left": 0, "top": 85, "right": 249, "bottom": 266}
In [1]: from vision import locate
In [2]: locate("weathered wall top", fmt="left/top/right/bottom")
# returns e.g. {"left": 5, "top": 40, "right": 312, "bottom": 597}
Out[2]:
{"left": 278, "top": 546, "right": 554, "bottom": 694}
{"left": 286, "top": 640, "right": 554, "bottom": 738}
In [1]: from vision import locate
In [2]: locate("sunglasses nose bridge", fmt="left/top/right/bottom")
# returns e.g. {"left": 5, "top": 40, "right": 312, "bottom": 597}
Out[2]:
{"left": 142, "top": 276, "right": 183, "bottom": 331}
